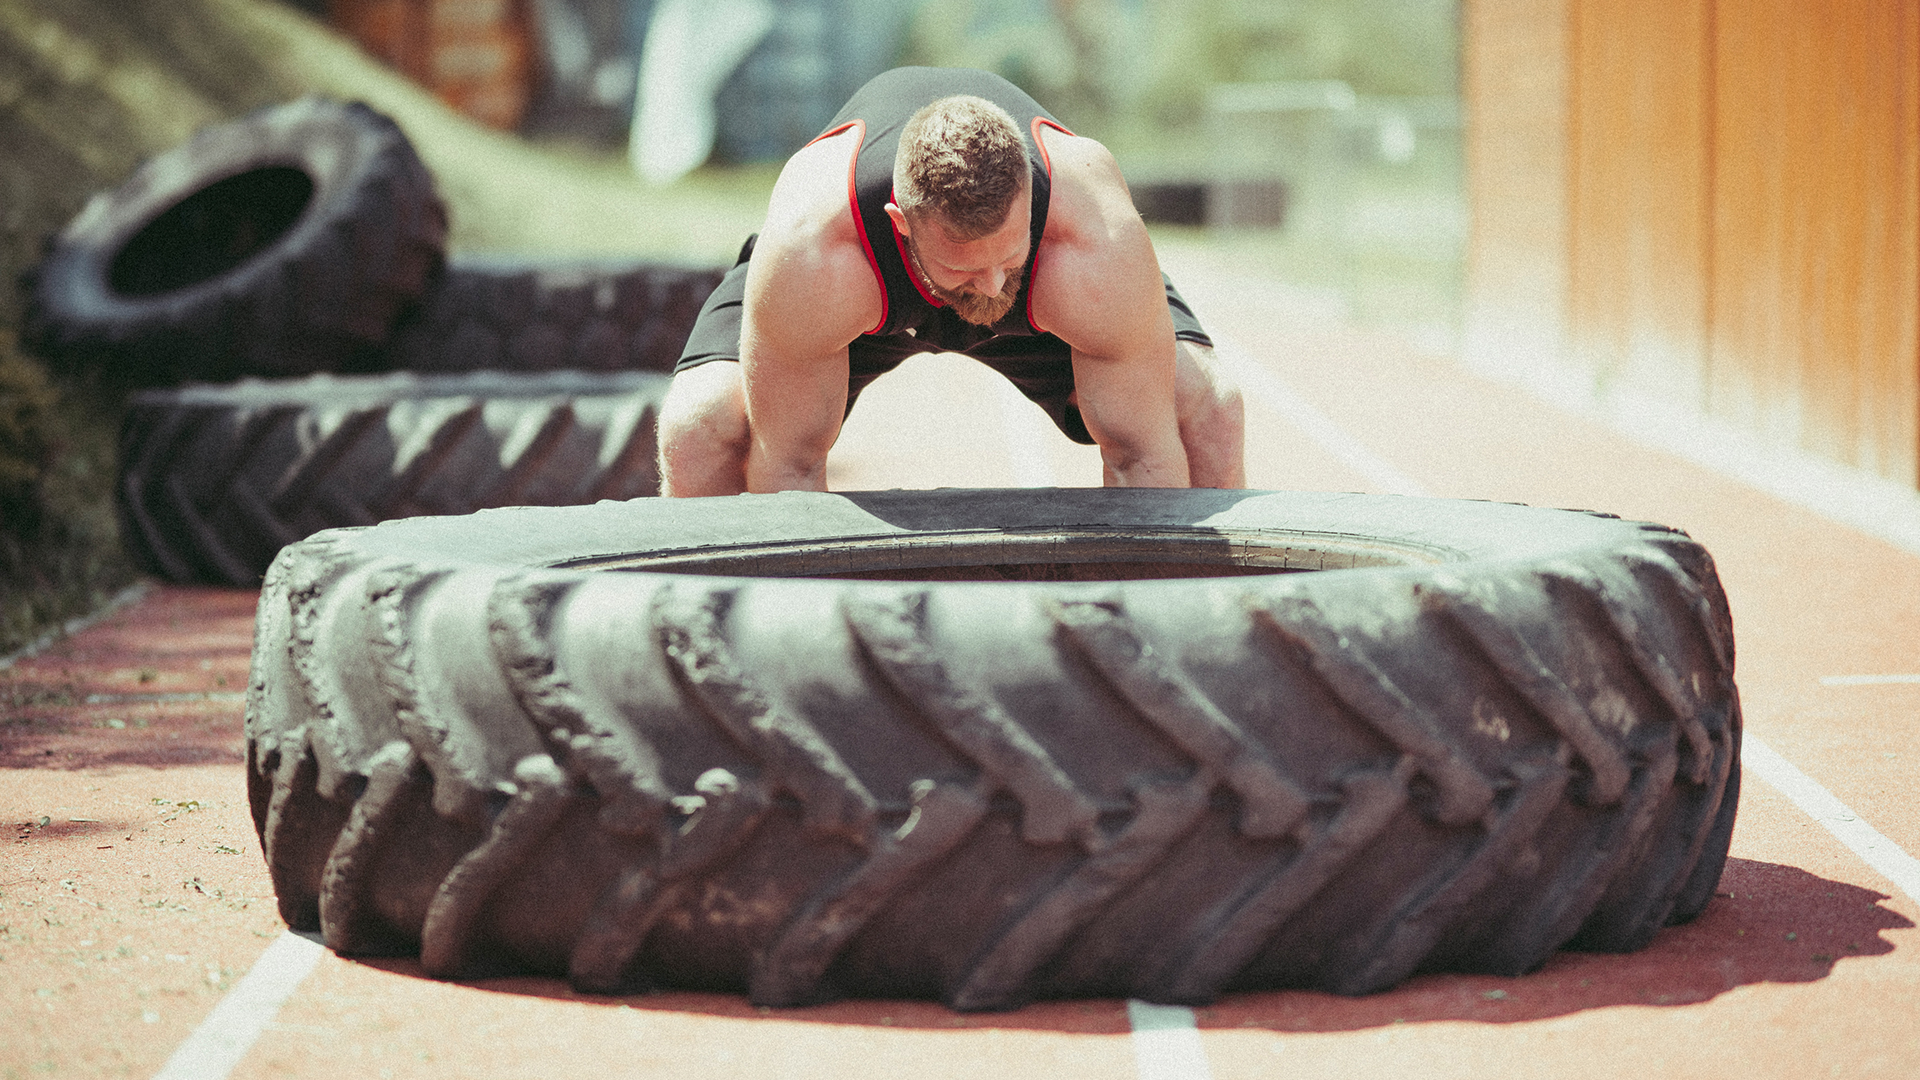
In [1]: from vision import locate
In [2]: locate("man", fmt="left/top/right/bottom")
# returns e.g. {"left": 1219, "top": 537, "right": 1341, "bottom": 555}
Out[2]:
{"left": 658, "top": 66, "right": 1245, "bottom": 495}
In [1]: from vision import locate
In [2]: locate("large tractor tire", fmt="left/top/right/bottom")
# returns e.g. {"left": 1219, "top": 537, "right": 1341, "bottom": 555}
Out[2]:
{"left": 120, "top": 370, "right": 669, "bottom": 587}
{"left": 22, "top": 98, "right": 446, "bottom": 383}
{"left": 245, "top": 489, "right": 1740, "bottom": 1008}
{"left": 381, "top": 254, "right": 724, "bottom": 374}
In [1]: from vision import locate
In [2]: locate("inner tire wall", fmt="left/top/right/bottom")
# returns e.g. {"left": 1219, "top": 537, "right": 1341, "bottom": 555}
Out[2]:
{"left": 120, "top": 370, "right": 670, "bottom": 586}
{"left": 244, "top": 489, "right": 1741, "bottom": 1008}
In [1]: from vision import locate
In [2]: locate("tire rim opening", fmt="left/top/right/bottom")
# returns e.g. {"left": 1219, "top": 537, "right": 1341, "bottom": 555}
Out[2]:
{"left": 581, "top": 528, "right": 1443, "bottom": 580}
{"left": 109, "top": 166, "right": 316, "bottom": 297}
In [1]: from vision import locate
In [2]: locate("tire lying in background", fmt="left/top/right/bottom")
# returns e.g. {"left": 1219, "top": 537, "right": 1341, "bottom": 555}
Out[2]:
{"left": 382, "top": 254, "right": 724, "bottom": 374}
{"left": 120, "top": 370, "right": 669, "bottom": 586}
{"left": 22, "top": 97, "right": 446, "bottom": 384}
{"left": 245, "top": 488, "right": 1741, "bottom": 1008}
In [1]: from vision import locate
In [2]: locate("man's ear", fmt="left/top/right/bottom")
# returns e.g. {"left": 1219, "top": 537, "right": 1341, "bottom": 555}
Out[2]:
{"left": 884, "top": 202, "right": 911, "bottom": 237}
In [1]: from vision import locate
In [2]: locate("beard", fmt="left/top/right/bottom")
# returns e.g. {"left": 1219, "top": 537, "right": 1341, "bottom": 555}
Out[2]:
{"left": 905, "top": 236, "right": 1026, "bottom": 326}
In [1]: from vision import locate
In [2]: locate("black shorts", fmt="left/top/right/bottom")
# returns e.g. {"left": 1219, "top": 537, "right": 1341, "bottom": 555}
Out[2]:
{"left": 676, "top": 236, "right": 1213, "bottom": 446}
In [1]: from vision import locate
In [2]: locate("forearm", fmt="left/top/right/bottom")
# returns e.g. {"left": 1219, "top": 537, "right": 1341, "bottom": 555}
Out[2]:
{"left": 740, "top": 361, "right": 839, "bottom": 493}
{"left": 1076, "top": 347, "right": 1191, "bottom": 487}
{"left": 737, "top": 340, "right": 847, "bottom": 494}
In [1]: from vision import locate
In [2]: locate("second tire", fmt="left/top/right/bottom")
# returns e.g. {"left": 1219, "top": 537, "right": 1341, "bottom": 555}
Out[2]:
{"left": 119, "top": 370, "right": 670, "bottom": 585}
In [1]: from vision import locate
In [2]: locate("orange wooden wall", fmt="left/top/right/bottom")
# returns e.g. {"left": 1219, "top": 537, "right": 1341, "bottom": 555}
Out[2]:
{"left": 1466, "top": 0, "right": 1920, "bottom": 489}
{"left": 1462, "top": 0, "right": 1571, "bottom": 385}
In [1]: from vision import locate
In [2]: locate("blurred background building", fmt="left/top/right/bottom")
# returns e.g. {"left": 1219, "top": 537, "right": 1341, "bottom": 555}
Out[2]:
{"left": 312, "top": 0, "right": 1467, "bottom": 343}
{"left": 308, "top": 0, "right": 1919, "bottom": 492}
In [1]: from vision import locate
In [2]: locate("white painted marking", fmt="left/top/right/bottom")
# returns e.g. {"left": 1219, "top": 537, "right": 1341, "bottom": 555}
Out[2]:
{"left": 1128, "top": 999, "right": 1214, "bottom": 1080}
{"left": 1210, "top": 333, "right": 1428, "bottom": 497}
{"left": 1463, "top": 330, "right": 1920, "bottom": 558}
{"left": 1604, "top": 399, "right": 1920, "bottom": 559}
{"left": 151, "top": 931, "right": 325, "bottom": 1080}
{"left": 1743, "top": 735, "right": 1920, "bottom": 904}
{"left": 1220, "top": 344, "right": 1920, "bottom": 907}
{"left": 1820, "top": 674, "right": 1920, "bottom": 687}
{"left": 85, "top": 691, "right": 250, "bottom": 705}
{"left": 996, "top": 379, "right": 1061, "bottom": 488}
{"left": 0, "top": 582, "right": 150, "bottom": 671}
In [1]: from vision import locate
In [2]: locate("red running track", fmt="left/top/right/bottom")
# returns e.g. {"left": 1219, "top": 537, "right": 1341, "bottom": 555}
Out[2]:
{"left": 4, "top": 248, "right": 1917, "bottom": 1078}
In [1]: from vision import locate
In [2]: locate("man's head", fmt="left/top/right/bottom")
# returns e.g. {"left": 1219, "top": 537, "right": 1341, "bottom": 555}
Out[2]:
{"left": 885, "top": 95, "right": 1033, "bottom": 325}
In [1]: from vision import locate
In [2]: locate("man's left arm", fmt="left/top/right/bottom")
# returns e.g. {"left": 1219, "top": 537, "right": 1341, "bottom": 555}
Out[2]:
{"left": 1030, "top": 135, "right": 1190, "bottom": 488}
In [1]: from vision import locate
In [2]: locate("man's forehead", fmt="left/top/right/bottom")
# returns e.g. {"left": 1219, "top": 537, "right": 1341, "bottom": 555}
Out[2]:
{"left": 918, "top": 225, "right": 1028, "bottom": 269}
{"left": 918, "top": 189, "right": 1030, "bottom": 247}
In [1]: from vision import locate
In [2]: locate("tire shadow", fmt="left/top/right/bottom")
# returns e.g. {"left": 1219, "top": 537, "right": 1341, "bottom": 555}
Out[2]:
{"left": 1199, "top": 857, "right": 1911, "bottom": 1032}
{"left": 350, "top": 857, "right": 1905, "bottom": 1035}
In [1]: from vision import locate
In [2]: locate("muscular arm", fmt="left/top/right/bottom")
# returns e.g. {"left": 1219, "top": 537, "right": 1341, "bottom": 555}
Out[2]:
{"left": 739, "top": 130, "right": 880, "bottom": 493}
{"left": 1028, "top": 132, "right": 1190, "bottom": 488}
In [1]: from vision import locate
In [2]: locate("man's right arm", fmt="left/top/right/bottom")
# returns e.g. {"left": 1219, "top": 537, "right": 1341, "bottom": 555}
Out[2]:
{"left": 739, "top": 245, "right": 853, "bottom": 492}
{"left": 738, "top": 130, "right": 879, "bottom": 493}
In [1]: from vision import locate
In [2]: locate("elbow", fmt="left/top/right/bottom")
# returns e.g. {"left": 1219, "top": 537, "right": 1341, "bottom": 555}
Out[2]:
{"left": 744, "top": 440, "right": 831, "bottom": 493}
{"left": 1099, "top": 440, "right": 1190, "bottom": 488}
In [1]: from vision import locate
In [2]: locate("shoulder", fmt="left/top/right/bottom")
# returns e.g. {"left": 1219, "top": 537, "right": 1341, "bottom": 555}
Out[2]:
{"left": 1035, "top": 128, "right": 1140, "bottom": 240}
{"left": 1030, "top": 129, "right": 1166, "bottom": 346}
{"left": 746, "top": 126, "right": 882, "bottom": 345}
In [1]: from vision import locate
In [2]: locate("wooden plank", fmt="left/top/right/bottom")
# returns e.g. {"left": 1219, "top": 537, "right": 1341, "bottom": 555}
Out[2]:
{"left": 1710, "top": 0, "right": 1920, "bottom": 486}
{"left": 1461, "top": 0, "right": 1574, "bottom": 383}
{"left": 1566, "top": 0, "right": 1712, "bottom": 410}
{"left": 328, "top": 0, "right": 531, "bottom": 131}
{"left": 328, "top": 0, "right": 431, "bottom": 79}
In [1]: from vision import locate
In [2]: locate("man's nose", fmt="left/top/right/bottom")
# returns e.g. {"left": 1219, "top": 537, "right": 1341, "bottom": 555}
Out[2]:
{"left": 979, "top": 266, "right": 1006, "bottom": 295}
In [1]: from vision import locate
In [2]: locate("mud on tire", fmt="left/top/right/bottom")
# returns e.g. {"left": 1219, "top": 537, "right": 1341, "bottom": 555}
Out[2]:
{"left": 120, "top": 370, "right": 669, "bottom": 586}
{"left": 22, "top": 97, "right": 446, "bottom": 383}
{"left": 245, "top": 488, "right": 1740, "bottom": 1007}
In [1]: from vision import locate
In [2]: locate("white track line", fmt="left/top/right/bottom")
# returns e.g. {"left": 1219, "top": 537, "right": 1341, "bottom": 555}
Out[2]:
{"left": 1213, "top": 334, "right": 1427, "bottom": 497}
{"left": 151, "top": 930, "right": 325, "bottom": 1080}
{"left": 0, "top": 582, "right": 150, "bottom": 671}
{"left": 1742, "top": 740, "right": 1920, "bottom": 904}
{"left": 996, "top": 379, "right": 1062, "bottom": 487}
{"left": 1820, "top": 674, "right": 1920, "bottom": 687}
{"left": 1227, "top": 345, "right": 1920, "bottom": 905}
{"left": 1128, "top": 1000, "right": 1214, "bottom": 1080}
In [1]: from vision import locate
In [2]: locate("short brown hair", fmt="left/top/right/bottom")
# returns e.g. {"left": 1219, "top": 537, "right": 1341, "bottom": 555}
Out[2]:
{"left": 893, "top": 95, "right": 1030, "bottom": 241}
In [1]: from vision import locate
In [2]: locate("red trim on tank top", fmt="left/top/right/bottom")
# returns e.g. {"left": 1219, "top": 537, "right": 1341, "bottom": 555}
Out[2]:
{"left": 813, "top": 120, "right": 889, "bottom": 336}
{"left": 1026, "top": 117, "right": 1072, "bottom": 333}
{"left": 890, "top": 184, "right": 946, "bottom": 309}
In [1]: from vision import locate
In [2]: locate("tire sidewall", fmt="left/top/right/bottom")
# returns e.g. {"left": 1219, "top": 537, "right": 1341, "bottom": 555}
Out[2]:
{"left": 32, "top": 98, "right": 405, "bottom": 339}
{"left": 321, "top": 488, "right": 1671, "bottom": 582}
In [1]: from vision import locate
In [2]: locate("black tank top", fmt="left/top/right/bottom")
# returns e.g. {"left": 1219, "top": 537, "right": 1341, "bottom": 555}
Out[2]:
{"left": 815, "top": 67, "right": 1069, "bottom": 351}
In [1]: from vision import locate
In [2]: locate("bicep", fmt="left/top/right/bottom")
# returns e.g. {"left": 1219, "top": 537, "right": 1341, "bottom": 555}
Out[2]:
{"left": 1049, "top": 236, "right": 1181, "bottom": 446}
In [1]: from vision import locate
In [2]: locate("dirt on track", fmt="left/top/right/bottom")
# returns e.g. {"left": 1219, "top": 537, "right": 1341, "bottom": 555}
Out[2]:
{"left": 2, "top": 587, "right": 274, "bottom": 1079}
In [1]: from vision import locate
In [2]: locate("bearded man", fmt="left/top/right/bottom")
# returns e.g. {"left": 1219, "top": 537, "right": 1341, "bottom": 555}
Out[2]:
{"left": 658, "top": 66, "right": 1245, "bottom": 495}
